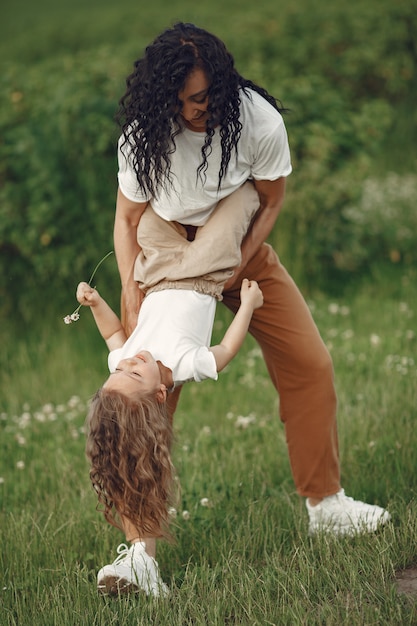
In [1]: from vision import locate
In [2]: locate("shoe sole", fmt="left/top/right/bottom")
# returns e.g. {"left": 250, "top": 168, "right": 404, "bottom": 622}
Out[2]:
{"left": 97, "top": 575, "right": 145, "bottom": 597}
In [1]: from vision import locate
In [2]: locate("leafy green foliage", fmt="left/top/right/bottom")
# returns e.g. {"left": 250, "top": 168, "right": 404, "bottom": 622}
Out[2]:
{"left": 0, "top": 0, "right": 416, "bottom": 314}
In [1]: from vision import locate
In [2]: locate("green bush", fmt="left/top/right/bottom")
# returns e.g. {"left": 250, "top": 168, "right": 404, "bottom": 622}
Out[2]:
{"left": 0, "top": 0, "right": 416, "bottom": 315}
{"left": 0, "top": 50, "right": 123, "bottom": 315}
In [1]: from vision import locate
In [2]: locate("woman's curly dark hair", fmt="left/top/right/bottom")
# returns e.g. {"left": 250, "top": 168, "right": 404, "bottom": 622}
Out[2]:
{"left": 116, "top": 22, "right": 285, "bottom": 196}
{"left": 85, "top": 388, "right": 175, "bottom": 540}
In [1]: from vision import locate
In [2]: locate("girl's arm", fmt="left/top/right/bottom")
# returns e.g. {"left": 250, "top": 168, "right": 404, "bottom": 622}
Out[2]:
{"left": 209, "top": 279, "right": 263, "bottom": 372}
{"left": 76, "top": 282, "right": 127, "bottom": 351}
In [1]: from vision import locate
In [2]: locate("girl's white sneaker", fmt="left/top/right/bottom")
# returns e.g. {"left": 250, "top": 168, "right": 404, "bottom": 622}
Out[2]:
{"left": 97, "top": 542, "right": 169, "bottom": 597}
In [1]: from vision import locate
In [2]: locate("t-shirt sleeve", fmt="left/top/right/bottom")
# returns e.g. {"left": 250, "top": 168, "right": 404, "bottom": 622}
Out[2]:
{"left": 117, "top": 134, "right": 151, "bottom": 203}
{"left": 193, "top": 347, "right": 218, "bottom": 383}
{"left": 251, "top": 114, "right": 292, "bottom": 181}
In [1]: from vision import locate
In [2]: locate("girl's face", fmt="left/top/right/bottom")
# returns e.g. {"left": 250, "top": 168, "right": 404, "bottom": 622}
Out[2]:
{"left": 178, "top": 67, "right": 210, "bottom": 132}
{"left": 104, "top": 351, "right": 167, "bottom": 402}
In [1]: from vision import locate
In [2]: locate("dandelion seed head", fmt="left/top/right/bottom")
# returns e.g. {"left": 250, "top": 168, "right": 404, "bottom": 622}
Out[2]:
{"left": 235, "top": 414, "right": 256, "bottom": 430}
{"left": 370, "top": 334, "right": 381, "bottom": 346}
{"left": 16, "top": 461, "right": 25, "bottom": 470}
{"left": 182, "top": 510, "right": 190, "bottom": 520}
{"left": 68, "top": 396, "right": 81, "bottom": 409}
{"left": 200, "top": 498, "right": 210, "bottom": 507}
{"left": 168, "top": 507, "right": 177, "bottom": 518}
{"left": 0, "top": 477, "right": 5, "bottom": 484}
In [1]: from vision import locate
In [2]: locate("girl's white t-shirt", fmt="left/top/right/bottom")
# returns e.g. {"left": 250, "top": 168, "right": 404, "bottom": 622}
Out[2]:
{"left": 108, "top": 290, "right": 218, "bottom": 386}
{"left": 117, "top": 89, "right": 292, "bottom": 226}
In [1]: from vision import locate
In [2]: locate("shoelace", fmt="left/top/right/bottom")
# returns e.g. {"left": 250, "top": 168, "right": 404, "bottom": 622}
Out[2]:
{"left": 112, "top": 543, "right": 131, "bottom": 565}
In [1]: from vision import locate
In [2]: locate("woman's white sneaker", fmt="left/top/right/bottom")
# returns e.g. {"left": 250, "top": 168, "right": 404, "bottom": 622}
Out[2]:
{"left": 97, "top": 543, "right": 169, "bottom": 597}
{"left": 306, "top": 489, "right": 391, "bottom": 536}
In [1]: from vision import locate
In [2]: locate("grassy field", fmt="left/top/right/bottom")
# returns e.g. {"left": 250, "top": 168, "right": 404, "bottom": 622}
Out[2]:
{"left": 1, "top": 270, "right": 416, "bottom": 624}
{"left": 1, "top": 0, "right": 417, "bottom": 623}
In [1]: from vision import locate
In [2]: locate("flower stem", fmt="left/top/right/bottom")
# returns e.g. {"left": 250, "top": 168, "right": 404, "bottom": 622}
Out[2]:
{"left": 86, "top": 250, "right": 114, "bottom": 286}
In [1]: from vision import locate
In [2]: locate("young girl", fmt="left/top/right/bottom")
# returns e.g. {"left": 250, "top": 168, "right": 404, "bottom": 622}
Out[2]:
{"left": 78, "top": 182, "right": 263, "bottom": 597}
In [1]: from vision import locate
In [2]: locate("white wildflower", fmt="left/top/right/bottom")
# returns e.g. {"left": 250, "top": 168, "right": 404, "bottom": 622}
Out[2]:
{"left": 168, "top": 507, "right": 177, "bottom": 518}
{"left": 370, "top": 334, "right": 381, "bottom": 346}
{"left": 235, "top": 414, "right": 256, "bottom": 429}
{"left": 16, "top": 461, "right": 25, "bottom": 470}
{"left": 182, "top": 510, "right": 190, "bottom": 520}
{"left": 200, "top": 498, "right": 211, "bottom": 507}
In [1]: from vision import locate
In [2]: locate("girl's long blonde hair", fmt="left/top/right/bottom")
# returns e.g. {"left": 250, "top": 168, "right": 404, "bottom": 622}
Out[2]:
{"left": 85, "top": 388, "right": 175, "bottom": 540}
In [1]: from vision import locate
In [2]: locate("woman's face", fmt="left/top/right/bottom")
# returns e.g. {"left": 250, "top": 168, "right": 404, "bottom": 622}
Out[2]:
{"left": 178, "top": 67, "right": 210, "bottom": 132}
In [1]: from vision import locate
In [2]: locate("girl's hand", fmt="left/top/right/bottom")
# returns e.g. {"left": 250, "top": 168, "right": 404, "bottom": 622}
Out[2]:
{"left": 76, "top": 282, "right": 100, "bottom": 307}
{"left": 240, "top": 278, "right": 264, "bottom": 310}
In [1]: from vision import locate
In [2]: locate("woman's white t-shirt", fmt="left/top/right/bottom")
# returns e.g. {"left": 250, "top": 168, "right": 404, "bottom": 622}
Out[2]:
{"left": 117, "top": 89, "right": 292, "bottom": 226}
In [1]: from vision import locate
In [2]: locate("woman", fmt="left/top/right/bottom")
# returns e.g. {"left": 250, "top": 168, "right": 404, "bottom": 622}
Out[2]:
{"left": 100, "top": 21, "right": 390, "bottom": 596}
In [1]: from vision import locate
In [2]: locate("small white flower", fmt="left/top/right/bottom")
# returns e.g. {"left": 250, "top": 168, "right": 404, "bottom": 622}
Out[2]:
{"left": 200, "top": 497, "right": 210, "bottom": 507}
{"left": 370, "top": 334, "right": 381, "bottom": 346}
{"left": 68, "top": 396, "right": 81, "bottom": 408}
{"left": 182, "top": 510, "right": 190, "bottom": 520}
{"left": 0, "top": 477, "right": 5, "bottom": 484}
{"left": 16, "top": 461, "right": 25, "bottom": 470}
{"left": 328, "top": 303, "right": 339, "bottom": 315}
{"left": 235, "top": 414, "right": 256, "bottom": 429}
{"left": 168, "top": 507, "right": 177, "bottom": 518}
{"left": 63, "top": 315, "right": 72, "bottom": 324}
{"left": 70, "top": 312, "right": 80, "bottom": 322}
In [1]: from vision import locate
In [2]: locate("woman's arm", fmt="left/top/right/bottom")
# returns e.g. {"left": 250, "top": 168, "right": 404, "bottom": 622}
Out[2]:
{"left": 223, "top": 177, "right": 286, "bottom": 289}
{"left": 114, "top": 187, "right": 148, "bottom": 335}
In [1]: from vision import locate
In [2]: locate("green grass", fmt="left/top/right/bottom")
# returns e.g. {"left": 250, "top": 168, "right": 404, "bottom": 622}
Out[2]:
{"left": 1, "top": 0, "right": 416, "bottom": 622}
{"left": 1, "top": 270, "right": 416, "bottom": 625}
